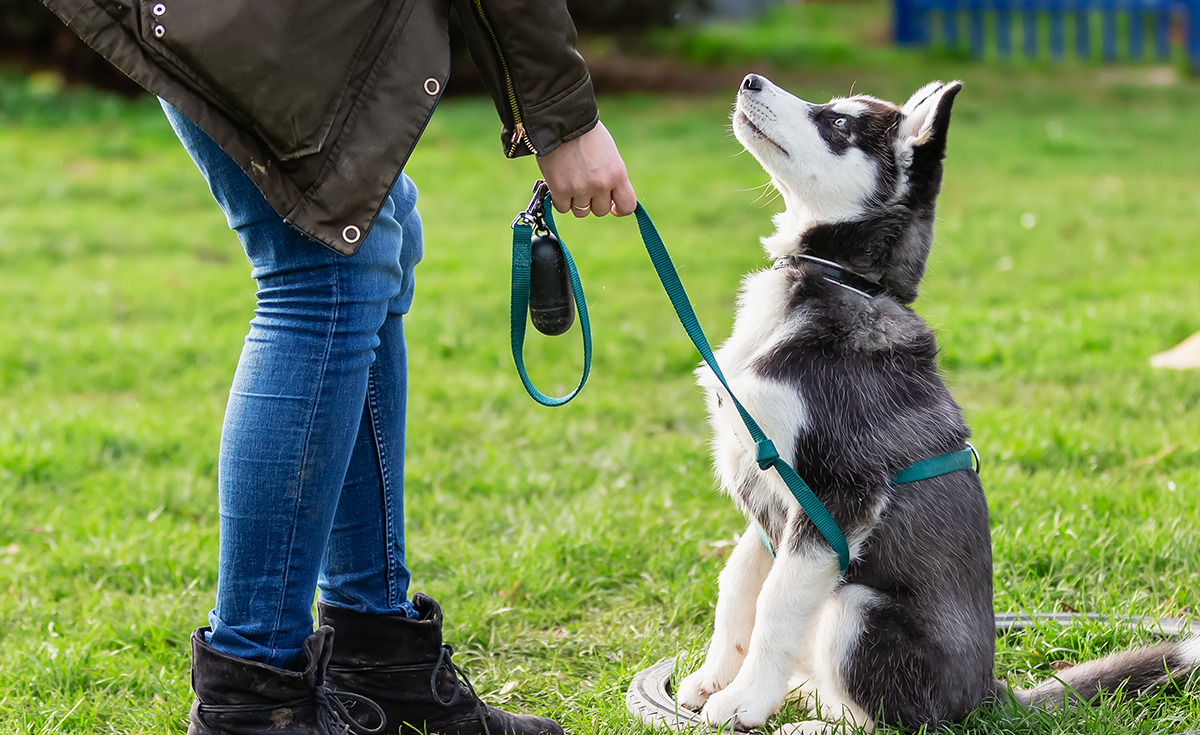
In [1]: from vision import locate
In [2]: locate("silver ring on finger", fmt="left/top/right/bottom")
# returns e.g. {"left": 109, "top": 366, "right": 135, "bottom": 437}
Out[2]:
{"left": 572, "top": 203, "right": 591, "bottom": 211}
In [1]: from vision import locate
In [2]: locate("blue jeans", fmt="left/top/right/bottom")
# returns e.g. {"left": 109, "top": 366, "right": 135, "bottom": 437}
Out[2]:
{"left": 163, "top": 102, "right": 422, "bottom": 670}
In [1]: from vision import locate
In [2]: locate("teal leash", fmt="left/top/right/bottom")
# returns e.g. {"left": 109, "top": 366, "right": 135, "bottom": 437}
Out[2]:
{"left": 629, "top": 202, "right": 851, "bottom": 573}
{"left": 509, "top": 185, "right": 980, "bottom": 575}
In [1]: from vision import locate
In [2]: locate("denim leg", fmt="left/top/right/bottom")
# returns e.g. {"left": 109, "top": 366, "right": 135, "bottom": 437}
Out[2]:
{"left": 320, "top": 195, "right": 423, "bottom": 615}
{"left": 162, "top": 102, "right": 421, "bottom": 670}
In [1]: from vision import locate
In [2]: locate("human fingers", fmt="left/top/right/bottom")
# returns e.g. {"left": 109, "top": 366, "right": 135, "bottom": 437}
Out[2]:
{"left": 584, "top": 194, "right": 614, "bottom": 218}
{"left": 552, "top": 192, "right": 572, "bottom": 214}
{"left": 610, "top": 177, "right": 637, "bottom": 217}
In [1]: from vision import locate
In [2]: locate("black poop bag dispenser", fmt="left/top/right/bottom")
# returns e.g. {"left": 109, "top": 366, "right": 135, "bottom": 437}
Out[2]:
{"left": 520, "top": 181, "right": 575, "bottom": 336}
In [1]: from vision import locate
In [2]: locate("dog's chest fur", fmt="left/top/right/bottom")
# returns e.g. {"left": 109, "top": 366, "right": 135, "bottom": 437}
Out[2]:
{"left": 698, "top": 268, "right": 805, "bottom": 540}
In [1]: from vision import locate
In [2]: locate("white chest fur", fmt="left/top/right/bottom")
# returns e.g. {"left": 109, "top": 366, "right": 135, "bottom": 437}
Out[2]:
{"left": 696, "top": 268, "right": 809, "bottom": 515}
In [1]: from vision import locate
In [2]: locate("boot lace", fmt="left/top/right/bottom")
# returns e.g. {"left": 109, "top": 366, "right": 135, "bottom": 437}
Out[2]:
{"left": 431, "top": 644, "right": 492, "bottom": 735}
{"left": 315, "top": 685, "right": 388, "bottom": 734}
{"left": 198, "top": 684, "right": 386, "bottom": 735}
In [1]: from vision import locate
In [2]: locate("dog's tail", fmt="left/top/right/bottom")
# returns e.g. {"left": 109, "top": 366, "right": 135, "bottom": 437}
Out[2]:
{"left": 1001, "top": 636, "right": 1199, "bottom": 709}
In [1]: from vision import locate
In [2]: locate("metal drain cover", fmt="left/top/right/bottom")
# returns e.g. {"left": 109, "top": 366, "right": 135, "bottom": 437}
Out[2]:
{"left": 626, "top": 657, "right": 757, "bottom": 735}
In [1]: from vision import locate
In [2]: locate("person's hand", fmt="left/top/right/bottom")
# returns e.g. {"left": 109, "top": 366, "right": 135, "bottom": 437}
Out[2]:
{"left": 536, "top": 120, "right": 637, "bottom": 218}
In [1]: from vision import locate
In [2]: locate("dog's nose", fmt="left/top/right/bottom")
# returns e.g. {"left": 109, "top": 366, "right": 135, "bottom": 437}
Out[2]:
{"left": 742, "top": 74, "right": 763, "bottom": 92}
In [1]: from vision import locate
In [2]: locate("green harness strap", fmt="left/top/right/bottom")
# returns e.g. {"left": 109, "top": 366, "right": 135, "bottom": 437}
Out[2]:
{"left": 893, "top": 445, "right": 979, "bottom": 485}
{"left": 509, "top": 192, "right": 980, "bottom": 575}
{"left": 751, "top": 444, "right": 979, "bottom": 559}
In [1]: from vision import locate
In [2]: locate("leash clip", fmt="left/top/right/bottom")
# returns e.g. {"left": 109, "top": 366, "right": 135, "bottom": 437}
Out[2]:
{"left": 511, "top": 179, "right": 551, "bottom": 231}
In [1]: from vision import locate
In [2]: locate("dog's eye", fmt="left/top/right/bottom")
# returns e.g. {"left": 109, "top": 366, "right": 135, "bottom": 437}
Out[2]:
{"left": 833, "top": 117, "right": 847, "bottom": 129}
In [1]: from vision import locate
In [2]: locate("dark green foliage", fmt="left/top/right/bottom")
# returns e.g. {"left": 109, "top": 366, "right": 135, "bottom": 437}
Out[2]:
{"left": 0, "top": 0, "right": 142, "bottom": 93}
{"left": 565, "top": 0, "right": 684, "bottom": 32}
{"left": 0, "top": 0, "right": 51, "bottom": 38}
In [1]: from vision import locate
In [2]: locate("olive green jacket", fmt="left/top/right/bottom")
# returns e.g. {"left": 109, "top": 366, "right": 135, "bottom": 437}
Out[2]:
{"left": 40, "top": 0, "right": 598, "bottom": 253}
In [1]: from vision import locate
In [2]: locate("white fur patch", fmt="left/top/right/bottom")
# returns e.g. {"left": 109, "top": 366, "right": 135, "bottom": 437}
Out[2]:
{"left": 698, "top": 268, "right": 797, "bottom": 384}
{"left": 802, "top": 586, "right": 876, "bottom": 727}
{"left": 1179, "top": 636, "right": 1200, "bottom": 665}
{"left": 901, "top": 81, "right": 946, "bottom": 116}
{"left": 697, "top": 268, "right": 811, "bottom": 514}
{"left": 733, "top": 78, "right": 883, "bottom": 251}
{"left": 685, "top": 263, "right": 815, "bottom": 717}
{"left": 707, "top": 374, "right": 809, "bottom": 520}
{"left": 688, "top": 260, "right": 887, "bottom": 731}
{"left": 830, "top": 99, "right": 869, "bottom": 117}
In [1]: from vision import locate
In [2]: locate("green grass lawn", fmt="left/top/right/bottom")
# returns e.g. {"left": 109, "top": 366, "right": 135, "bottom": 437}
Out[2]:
{"left": 1, "top": 50, "right": 1199, "bottom": 734}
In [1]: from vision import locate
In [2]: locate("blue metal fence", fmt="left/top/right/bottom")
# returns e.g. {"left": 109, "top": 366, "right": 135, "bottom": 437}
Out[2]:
{"left": 895, "top": 0, "right": 1200, "bottom": 71}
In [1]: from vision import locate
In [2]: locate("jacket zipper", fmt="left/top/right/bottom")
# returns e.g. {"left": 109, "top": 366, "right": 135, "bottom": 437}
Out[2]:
{"left": 472, "top": 0, "right": 538, "bottom": 157}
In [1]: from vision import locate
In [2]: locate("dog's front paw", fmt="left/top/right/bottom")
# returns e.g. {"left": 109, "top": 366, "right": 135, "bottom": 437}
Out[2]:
{"left": 677, "top": 667, "right": 723, "bottom": 710}
{"left": 701, "top": 680, "right": 781, "bottom": 730}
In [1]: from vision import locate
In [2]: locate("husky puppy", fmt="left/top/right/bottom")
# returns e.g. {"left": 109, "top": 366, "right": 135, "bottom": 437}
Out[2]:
{"left": 676, "top": 75, "right": 1200, "bottom": 733}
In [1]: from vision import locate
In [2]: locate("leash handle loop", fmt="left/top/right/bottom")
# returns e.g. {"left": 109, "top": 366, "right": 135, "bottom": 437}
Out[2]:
{"left": 508, "top": 194, "right": 591, "bottom": 407}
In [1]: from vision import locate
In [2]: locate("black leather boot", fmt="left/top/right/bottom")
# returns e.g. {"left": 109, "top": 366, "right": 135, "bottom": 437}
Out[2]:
{"left": 319, "top": 594, "right": 564, "bottom": 735}
{"left": 188, "top": 625, "right": 386, "bottom": 734}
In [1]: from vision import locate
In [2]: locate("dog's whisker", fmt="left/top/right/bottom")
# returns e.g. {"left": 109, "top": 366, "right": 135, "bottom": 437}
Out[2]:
{"left": 750, "top": 183, "right": 779, "bottom": 205}
{"left": 758, "top": 190, "right": 783, "bottom": 208}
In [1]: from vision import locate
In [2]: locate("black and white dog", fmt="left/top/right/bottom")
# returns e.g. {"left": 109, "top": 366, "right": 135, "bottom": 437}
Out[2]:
{"left": 676, "top": 75, "right": 1199, "bottom": 733}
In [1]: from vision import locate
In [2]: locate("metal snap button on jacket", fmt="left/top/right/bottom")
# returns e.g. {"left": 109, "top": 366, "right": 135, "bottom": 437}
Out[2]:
{"left": 423, "top": 78, "right": 439, "bottom": 96}
{"left": 152, "top": 3, "right": 165, "bottom": 15}
{"left": 342, "top": 225, "right": 362, "bottom": 245}
{"left": 154, "top": 24, "right": 165, "bottom": 37}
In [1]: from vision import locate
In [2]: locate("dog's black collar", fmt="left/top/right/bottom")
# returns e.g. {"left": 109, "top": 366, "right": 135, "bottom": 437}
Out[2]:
{"left": 773, "top": 254, "right": 886, "bottom": 298}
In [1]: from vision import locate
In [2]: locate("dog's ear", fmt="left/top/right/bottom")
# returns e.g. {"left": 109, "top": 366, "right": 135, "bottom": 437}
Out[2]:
{"left": 898, "top": 80, "right": 962, "bottom": 153}
{"left": 897, "top": 81, "right": 962, "bottom": 204}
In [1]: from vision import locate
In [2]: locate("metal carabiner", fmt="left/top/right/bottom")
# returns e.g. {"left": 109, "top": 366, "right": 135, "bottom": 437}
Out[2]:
{"left": 511, "top": 179, "right": 551, "bottom": 231}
